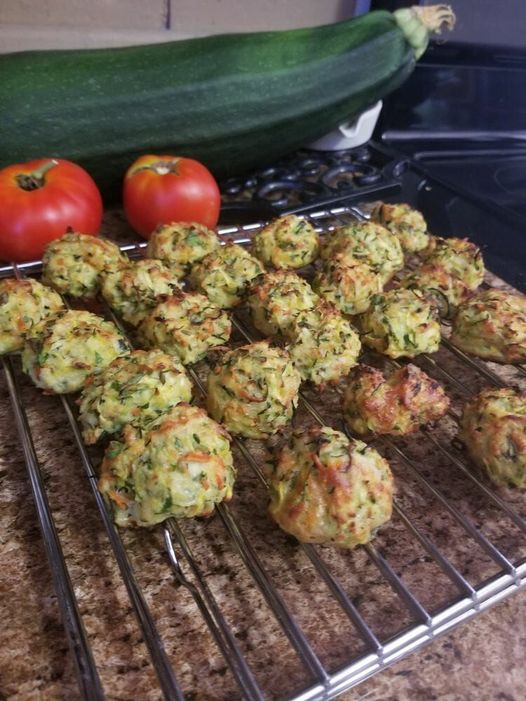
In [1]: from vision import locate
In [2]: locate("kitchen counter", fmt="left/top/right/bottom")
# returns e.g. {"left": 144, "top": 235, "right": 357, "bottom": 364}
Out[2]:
{"left": 1, "top": 399, "right": 524, "bottom": 701}
{"left": 352, "top": 595, "right": 526, "bottom": 701}
{"left": 0, "top": 210, "right": 525, "bottom": 701}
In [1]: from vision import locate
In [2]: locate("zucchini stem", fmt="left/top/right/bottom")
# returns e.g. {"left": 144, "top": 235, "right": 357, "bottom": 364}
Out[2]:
{"left": 412, "top": 4, "right": 456, "bottom": 32}
{"left": 394, "top": 4, "right": 456, "bottom": 60}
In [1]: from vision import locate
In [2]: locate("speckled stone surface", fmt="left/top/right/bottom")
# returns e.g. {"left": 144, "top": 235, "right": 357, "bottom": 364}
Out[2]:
{"left": 0, "top": 209, "right": 525, "bottom": 701}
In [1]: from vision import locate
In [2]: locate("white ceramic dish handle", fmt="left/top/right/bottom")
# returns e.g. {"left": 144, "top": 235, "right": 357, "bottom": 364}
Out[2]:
{"left": 308, "top": 100, "right": 383, "bottom": 151}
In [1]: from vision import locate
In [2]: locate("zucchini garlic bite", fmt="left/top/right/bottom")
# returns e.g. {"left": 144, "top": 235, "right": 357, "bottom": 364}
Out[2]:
{"left": 421, "top": 236, "right": 485, "bottom": 290}
{"left": 21, "top": 309, "right": 130, "bottom": 394}
{"left": 398, "top": 263, "right": 470, "bottom": 317}
{"left": 320, "top": 221, "right": 404, "bottom": 283}
{"left": 42, "top": 232, "right": 127, "bottom": 298}
{"left": 268, "top": 426, "right": 393, "bottom": 548}
{"left": 251, "top": 214, "right": 320, "bottom": 269}
{"left": 0, "top": 278, "right": 64, "bottom": 354}
{"left": 359, "top": 289, "right": 441, "bottom": 359}
{"left": 247, "top": 270, "right": 320, "bottom": 338}
{"left": 146, "top": 222, "right": 221, "bottom": 278}
{"left": 78, "top": 349, "right": 192, "bottom": 444}
{"left": 287, "top": 304, "right": 361, "bottom": 386}
{"left": 450, "top": 289, "right": 526, "bottom": 363}
{"left": 343, "top": 364, "right": 450, "bottom": 436}
{"left": 137, "top": 291, "right": 231, "bottom": 365}
{"left": 460, "top": 388, "right": 526, "bottom": 488}
{"left": 312, "top": 258, "right": 383, "bottom": 316}
{"left": 101, "top": 258, "right": 182, "bottom": 326}
{"left": 373, "top": 202, "right": 430, "bottom": 253}
{"left": 189, "top": 242, "right": 264, "bottom": 309}
{"left": 99, "top": 404, "right": 235, "bottom": 527}
{"left": 207, "top": 341, "right": 301, "bottom": 439}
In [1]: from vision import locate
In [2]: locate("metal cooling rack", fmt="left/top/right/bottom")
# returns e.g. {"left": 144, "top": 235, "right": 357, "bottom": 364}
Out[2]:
{"left": 2, "top": 205, "right": 526, "bottom": 701}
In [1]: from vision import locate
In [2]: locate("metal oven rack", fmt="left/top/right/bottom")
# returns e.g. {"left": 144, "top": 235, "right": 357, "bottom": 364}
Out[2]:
{"left": 2, "top": 205, "right": 526, "bottom": 701}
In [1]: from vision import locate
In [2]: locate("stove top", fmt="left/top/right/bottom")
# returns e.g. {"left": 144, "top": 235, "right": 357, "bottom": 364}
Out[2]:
{"left": 219, "top": 145, "right": 403, "bottom": 220}
{"left": 413, "top": 151, "right": 526, "bottom": 223}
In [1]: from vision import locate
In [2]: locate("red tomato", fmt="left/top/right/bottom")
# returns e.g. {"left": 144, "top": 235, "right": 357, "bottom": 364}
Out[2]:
{"left": 0, "top": 158, "right": 103, "bottom": 262}
{"left": 123, "top": 155, "right": 221, "bottom": 238}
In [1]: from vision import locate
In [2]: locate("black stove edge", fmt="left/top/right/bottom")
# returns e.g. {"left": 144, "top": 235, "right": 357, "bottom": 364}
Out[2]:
{"left": 219, "top": 180, "right": 401, "bottom": 225}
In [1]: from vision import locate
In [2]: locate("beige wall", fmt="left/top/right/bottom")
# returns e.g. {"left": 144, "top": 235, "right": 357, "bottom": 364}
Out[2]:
{"left": 0, "top": 1, "right": 356, "bottom": 52}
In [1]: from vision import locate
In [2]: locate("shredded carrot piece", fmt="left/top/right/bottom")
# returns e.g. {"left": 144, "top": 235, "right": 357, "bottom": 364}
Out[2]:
{"left": 182, "top": 451, "right": 213, "bottom": 462}
{"left": 108, "top": 489, "right": 130, "bottom": 509}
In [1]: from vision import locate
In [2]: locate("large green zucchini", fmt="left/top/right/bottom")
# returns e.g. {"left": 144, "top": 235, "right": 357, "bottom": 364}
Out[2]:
{"left": 0, "top": 5, "right": 454, "bottom": 198}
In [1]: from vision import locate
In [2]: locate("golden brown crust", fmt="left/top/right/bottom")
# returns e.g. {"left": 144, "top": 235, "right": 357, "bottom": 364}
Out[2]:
{"left": 373, "top": 202, "right": 430, "bottom": 253}
{"left": 0, "top": 277, "right": 64, "bottom": 354}
{"left": 287, "top": 303, "right": 361, "bottom": 386}
{"left": 268, "top": 426, "right": 393, "bottom": 548}
{"left": 99, "top": 404, "right": 235, "bottom": 527}
{"left": 137, "top": 291, "right": 232, "bottom": 365}
{"left": 42, "top": 232, "right": 128, "bottom": 298}
{"left": 451, "top": 289, "right": 526, "bottom": 363}
{"left": 206, "top": 341, "right": 301, "bottom": 439}
{"left": 146, "top": 221, "right": 220, "bottom": 277}
{"left": 421, "top": 236, "right": 484, "bottom": 290}
{"left": 21, "top": 309, "right": 130, "bottom": 394}
{"left": 320, "top": 221, "right": 404, "bottom": 283}
{"left": 312, "top": 257, "right": 383, "bottom": 316}
{"left": 398, "top": 263, "right": 471, "bottom": 316}
{"left": 358, "top": 289, "right": 441, "bottom": 359}
{"left": 251, "top": 215, "right": 320, "bottom": 269}
{"left": 460, "top": 388, "right": 526, "bottom": 488}
{"left": 78, "top": 349, "right": 192, "bottom": 444}
{"left": 343, "top": 363, "right": 450, "bottom": 436}
{"left": 247, "top": 270, "right": 319, "bottom": 338}
{"left": 101, "top": 259, "right": 182, "bottom": 326}
{"left": 189, "top": 242, "right": 264, "bottom": 308}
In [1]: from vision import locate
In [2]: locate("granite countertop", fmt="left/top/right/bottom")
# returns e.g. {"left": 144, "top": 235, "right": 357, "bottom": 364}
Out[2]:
{"left": 0, "top": 210, "right": 525, "bottom": 701}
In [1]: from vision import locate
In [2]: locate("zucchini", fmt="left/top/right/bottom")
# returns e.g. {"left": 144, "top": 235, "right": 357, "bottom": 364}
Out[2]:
{"left": 0, "top": 5, "right": 454, "bottom": 198}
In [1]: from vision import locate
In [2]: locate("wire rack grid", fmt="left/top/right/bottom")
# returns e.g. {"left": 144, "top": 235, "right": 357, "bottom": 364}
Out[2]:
{"left": 1, "top": 205, "right": 526, "bottom": 701}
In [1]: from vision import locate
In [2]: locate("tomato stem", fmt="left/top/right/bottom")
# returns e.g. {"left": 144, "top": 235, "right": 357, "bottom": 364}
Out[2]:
{"left": 132, "top": 159, "right": 180, "bottom": 177}
{"left": 16, "top": 159, "right": 59, "bottom": 191}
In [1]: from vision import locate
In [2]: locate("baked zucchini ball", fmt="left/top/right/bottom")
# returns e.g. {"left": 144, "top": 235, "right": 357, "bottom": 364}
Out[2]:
{"left": 189, "top": 242, "right": 264, "bottom": 309}
{"left": 398, "top": 263, "right": 470, "bottom": 316}
{"left": 247, "top": 270, "right": 320, "bottom": 338}
{"left": 21, "top": 310, "right": 130, "bottom": 394}
{"left": 78, "top": 349, "right": 192, "bottom": 444}
{"left": 422, "top": 236, "right": 484, "bottom": 290}
{"left": 207, "top": 341, "right": 301, "bottom": 439}
{"left": 42, "top": 232, "right": 127, "bottom": 298}
{"left": 0, "top": 278, "right": 64, "bottom": 354}
{"left": 312, "top": 258, "right": 383, "bottom": 316}
{"left": 450, "top": 289, "right": 526, "bottom": 363}
{"left": 99, "top": 404, "right": 235, "bottom": 527}
{"left": 101, "top": 259, "right": 182, "bottom": 326}
{"left": 343, "top": 363, "right": 450, "bottom": 436}
{"left": 460, "top": 388, "right": 526, "bottom": 488}
{"left": 268, "top": 426, "right": 393, "bottom": 548}
{"left": 146, "top": 222, "right": 221, "bottom": 278}
{"left": 320, "top": 221, "right": 404, "bottom": 283}
{"left": 251, "top": 214, "right": 320, "bottom": 269}
{"left": 359, "top": 289, "right": 441, "bottom": 359}
{"left": 137, "top": 291, "right": 231, "bottom": 365}
{"left": 287, "top": 304, "right": 361, "bottom": 386}
{"left": 373, "top": 202, "right": 430, "bottom": 253}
